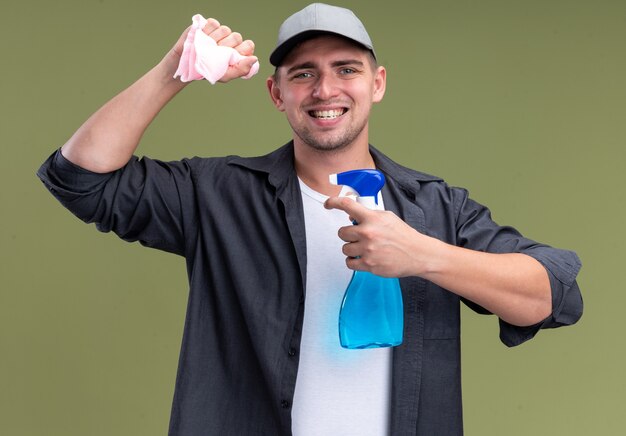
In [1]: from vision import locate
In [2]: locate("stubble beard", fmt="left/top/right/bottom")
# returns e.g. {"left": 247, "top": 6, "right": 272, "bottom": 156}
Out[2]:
{"left": 292, "top": 116, "right": 369, "bottom": 154}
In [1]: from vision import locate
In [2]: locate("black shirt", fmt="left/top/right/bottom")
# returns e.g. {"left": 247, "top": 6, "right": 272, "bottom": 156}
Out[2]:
{"left": 37, "top": 142, "right": 583, "bottom": 435}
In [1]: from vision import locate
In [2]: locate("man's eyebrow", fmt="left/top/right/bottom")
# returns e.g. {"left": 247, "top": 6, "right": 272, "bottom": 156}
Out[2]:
{"left": 285, "top": 59, "right": 365, "bottom": 75}
{"left": 330, "top": 59, "right": 365, "bottom": 68}
{"left": 286, "top": 62, "right": 316, "bottom": 75}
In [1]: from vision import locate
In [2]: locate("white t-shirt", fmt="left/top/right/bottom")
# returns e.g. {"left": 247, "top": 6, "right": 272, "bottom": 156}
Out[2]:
{"left": 291, "top": 179, "right": 391, "bottom": 436}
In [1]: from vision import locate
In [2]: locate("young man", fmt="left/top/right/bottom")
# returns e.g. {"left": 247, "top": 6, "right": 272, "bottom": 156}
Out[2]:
{"left": 38, "top": 3, "right": 582, "bottom": 435}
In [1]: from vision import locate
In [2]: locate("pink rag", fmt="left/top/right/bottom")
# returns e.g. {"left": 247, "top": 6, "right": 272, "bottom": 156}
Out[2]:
{"left": 173, "top": 14, "right": 260, "bottom": 84}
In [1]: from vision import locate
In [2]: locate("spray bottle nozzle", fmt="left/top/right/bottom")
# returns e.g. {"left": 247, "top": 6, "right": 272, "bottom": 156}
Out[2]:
{"left": 329, "top": 169, "right": 385, "bottom": 209}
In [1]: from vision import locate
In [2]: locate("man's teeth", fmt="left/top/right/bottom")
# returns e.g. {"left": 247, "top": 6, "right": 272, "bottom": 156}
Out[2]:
{"left": 310, "top": 109, "right": 345, "bottom": 119}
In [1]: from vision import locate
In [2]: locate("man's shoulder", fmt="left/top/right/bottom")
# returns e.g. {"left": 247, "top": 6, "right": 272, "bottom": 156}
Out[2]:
{"left": 146, "top": 143, "right": 291, "bottom": 176}
{"left": 224, "top": 142, "right": 294, "bottom": 174}
{"left": 369, "top": 145, "right": 445, "bottom": 187}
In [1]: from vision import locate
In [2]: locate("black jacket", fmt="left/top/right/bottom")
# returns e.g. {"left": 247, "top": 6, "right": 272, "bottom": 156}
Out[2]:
{"left": 37, "top": 142, "right": 583, "bottom": 435}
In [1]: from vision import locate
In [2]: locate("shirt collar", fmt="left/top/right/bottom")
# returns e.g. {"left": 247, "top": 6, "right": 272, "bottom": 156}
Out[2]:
{"left": 227, "top": 141, "right": 443, "bottom": 193}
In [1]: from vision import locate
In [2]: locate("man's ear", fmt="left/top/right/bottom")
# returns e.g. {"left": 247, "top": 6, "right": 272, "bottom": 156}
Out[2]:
{"left": 372, "top": 66, "right": 387, "bottom": 103}
{"left": 267, "top": 75, "right": 285, "bottom": 111}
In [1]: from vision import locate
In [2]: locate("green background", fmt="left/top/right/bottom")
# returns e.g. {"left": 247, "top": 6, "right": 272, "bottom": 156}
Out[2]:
{"left": 1, "top": 0, "right": 623, "bottom": 434}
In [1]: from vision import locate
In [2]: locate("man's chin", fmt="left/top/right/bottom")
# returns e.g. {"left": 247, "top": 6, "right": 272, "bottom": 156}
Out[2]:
{"left": 297, "top": 133, "right": 356, "bottom": 154}
{"left": 304, "top": 141, "right": 351, "bottom": 154}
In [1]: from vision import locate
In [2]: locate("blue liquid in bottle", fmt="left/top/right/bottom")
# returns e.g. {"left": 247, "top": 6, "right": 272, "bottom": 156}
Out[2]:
{"left": 339, "top": 271, "right": 404, "bottom": 349}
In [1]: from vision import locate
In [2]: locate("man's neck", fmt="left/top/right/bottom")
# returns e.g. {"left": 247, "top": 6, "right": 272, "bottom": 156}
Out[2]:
{"left": 293, "top": 140, "right": 375, "bottom": 197}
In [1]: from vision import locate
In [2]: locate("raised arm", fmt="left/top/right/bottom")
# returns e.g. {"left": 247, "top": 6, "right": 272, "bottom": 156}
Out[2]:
{"left": 61, "top": 18, "right": 258, "bottom": 173}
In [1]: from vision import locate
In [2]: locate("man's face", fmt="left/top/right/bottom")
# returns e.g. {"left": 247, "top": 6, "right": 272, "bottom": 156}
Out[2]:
{"left": 267, "top": 35, "right": 386, "bottom": 153}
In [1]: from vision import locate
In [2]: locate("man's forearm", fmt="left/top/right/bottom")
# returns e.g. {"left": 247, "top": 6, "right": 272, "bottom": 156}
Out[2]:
{"left": 419, "top": 238, "right": 552, "bottom": 327}
{"left": 61, "top": 51, "right": 187, "bottom": 173}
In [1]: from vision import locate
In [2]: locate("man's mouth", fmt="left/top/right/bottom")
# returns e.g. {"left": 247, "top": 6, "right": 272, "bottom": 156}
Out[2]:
{"left": 308, "top": 108, "right": 348, "bottom": 119}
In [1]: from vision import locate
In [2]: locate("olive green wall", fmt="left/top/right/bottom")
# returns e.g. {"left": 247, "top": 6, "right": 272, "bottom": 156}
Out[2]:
{"left": 1, "top": 0, "right": 622, "bottom": 434}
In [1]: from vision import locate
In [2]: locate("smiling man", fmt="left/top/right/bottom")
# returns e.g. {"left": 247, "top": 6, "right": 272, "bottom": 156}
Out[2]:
{"left": 37, "top": 3, "right": 583, "bottom": 435}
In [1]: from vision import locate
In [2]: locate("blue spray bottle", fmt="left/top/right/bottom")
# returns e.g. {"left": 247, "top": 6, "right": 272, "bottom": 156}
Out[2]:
{"left": 329, "top": 169, "right": 404, "bottom": 349}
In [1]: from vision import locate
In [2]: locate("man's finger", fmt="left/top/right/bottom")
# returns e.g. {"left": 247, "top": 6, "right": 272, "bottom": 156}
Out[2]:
{"left": 218, "top": 31, "right": 243, "bottom": 48}
{"left": 345, "top": 256, "right": 365, "bottom": 272}
{"left": 219, "top": 56, "right": 259, "bottom": 83}
{"left": 237, "top": 56, "right": 259, "bottom": 74}
{"left": 208, "top": 25, "right": 232, "bottom": 44}
{"left": 337, "top": 225, "right": 359, "bottom": 243}
{"left": 342, "top": 241, "right": 362, "bottom": 258}
{"left": 324, "top": 196, "right": 370, "bottom": 223}
{"left": 234, "top": 40, "right": 256, "bottom": 57}
{"left": 202, "top": 18, "right": 220, "bottom": 35}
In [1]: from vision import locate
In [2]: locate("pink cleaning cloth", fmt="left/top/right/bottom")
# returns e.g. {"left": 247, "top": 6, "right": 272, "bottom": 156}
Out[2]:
{"left": 174, "top": 14, "right": 260, "bottom": 84}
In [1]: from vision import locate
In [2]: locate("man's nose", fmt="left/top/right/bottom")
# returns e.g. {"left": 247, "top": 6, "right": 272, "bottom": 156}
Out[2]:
{"left": 312, "top": 74, "right": 339, "bottom": 100}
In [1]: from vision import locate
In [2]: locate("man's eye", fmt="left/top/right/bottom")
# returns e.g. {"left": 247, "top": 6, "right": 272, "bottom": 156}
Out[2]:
{"left": 340, "top": 68, "right": 356, "bottom": 75}
{"left": 294, "top": 72, "right": 313, "bottom": 79}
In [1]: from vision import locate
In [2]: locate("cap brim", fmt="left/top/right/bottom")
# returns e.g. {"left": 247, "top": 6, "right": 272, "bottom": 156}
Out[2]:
{"left": 270, "top": 30, "right": 329, "bottom": 66}
{"left": 269, "top": 30, "right": 375, "bottom": 67}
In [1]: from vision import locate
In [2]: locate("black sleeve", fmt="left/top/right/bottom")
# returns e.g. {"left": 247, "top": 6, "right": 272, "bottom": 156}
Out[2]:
{"left": 453, "top": 187, "right": 583, "bottom": 347}
{"left": 37, "top": 150, "right": 202, "bottom": 256}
